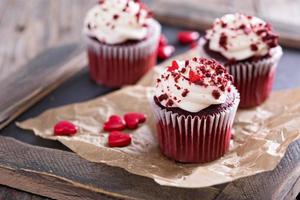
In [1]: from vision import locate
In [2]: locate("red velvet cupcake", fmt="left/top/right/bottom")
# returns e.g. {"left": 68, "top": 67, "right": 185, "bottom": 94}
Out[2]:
{"left": 150, "top": 58, "right": 240, "bottom": 163}
{"left": 84, "top": 0, "right": 161, "bottom": 87}
{"left": 199, "top": 13, "right": 282, "bottom": 108}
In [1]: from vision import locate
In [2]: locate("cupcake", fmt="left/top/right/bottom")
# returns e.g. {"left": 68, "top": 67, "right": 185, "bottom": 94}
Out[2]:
{"left": 84, "top": 0, "right": 161, "bottom": 87}
{"left": 150, "top": 57, "right": 240, "bottom": 163}
{"left": 199, "top": 13, "right": 282, "bottom": 108}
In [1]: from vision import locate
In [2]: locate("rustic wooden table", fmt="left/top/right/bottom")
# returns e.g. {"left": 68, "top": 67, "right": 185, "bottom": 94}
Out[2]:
{"left": 0, "top": 0, "right": 300, "bottom": 199}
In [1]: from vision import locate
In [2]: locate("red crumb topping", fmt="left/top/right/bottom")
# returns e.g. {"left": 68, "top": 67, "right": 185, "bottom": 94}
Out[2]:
{"left": 212, "top": 90, "right": 221, "bottom": 100}
{"left": 113, "top": 14, "right": 119, "bottom": 20}
{"left": 221, "top": 20, "right": 227, "bottom": 28}
{"left": 156, "top": 58, "right": 233, "bottom": 104}
{"left": 158, "top": 93, "right": 168, "bottom": 101}
{"left": 219, "top": 33, "right": 228, "bottom": 50}
{"left": 189, "top": 70, "right": 202, "bottom": 82}
{"left": 166, "top": 99, "right": 174, "bottom": 106}
{"left": 168, "top": 60, "right": 180, "bottom": 72}
{"left": 250, "top": 44, "right": 258, "bottom": 51}
{"left": 181, "top": 89, "right": 189, "bottom": 97}
{"left": 208, "top": 14, "right": 279, "bottom": 52}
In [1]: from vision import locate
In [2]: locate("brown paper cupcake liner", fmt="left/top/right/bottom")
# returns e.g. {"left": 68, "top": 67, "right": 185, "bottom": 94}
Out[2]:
{"left": 198, "top": 38, "right": 282, "bottom": 108}
{"left": 150, "top": 88, "right": 240, "bottom": 163}
{"left": 86, "top": 20, "right": 161, "bottom": 87}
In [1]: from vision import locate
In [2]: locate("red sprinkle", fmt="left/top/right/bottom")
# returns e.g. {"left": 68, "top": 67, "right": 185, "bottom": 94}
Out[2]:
{"left": 158, "top": 93, "right": 168, "bottom": 102}
{"left": 219, "top": 33, "right": 228, "bottom": 50}
{"left": 167, "top": 60, "right": 180, "bottom": 72}
{"left": 189, "top": 70, "right": 202, "bottom": 82}
{"left": 212, "top": 90, "right": 221, "bottom": 100}
{"left": 250, "top": 44, "right": 258, "bottom": 51}
{"left": 108, "top": 131, "right": 131, "bottom": 147}
{"left": 166, "top": 99, "right": 174, "bottom": 107}
{"left": 54, "top": 121, "right": 78, "bottom": 136}
{"left": 113, "top": 14, "right": 119, "bottom": 20}
{"left": 181, "top": 89, "right": 189, "bottom": 97}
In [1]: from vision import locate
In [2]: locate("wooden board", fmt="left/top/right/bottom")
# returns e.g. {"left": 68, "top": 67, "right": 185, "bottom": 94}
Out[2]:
{"left": 0, "top": 1, "right": 299, "bottom": 199}
{"left": 0, "top": 0, "right": 97, "bottom": 129}
{"left": 0, "top": 136, "right": 299, "bottom": 200}
{"left": 0, "top": 46, "right": 86, "bottom": 130}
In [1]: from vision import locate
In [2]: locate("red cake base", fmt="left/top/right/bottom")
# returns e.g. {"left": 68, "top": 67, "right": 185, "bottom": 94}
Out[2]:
{"left": 87, "top": 48, "right": 157, "bottom": 87}
{"left": 151, "top": 88, "right": 240, "bottom": 163}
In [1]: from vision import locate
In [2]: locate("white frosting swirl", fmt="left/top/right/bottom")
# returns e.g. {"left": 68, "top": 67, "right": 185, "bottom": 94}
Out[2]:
{"left": 205, "top": 13, "right": 279, "bottom": 60}
{"left": 155, "top": 58, "right": 233, "bottom": 113}
{"left": 84, "top": 0, "right": 151, "bottom": 45}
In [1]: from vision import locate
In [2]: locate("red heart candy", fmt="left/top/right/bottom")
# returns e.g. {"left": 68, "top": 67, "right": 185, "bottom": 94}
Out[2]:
{"left": 124, "top": 112, "right": 146, "bottom": 129}
{"left": 159, "top": 34, "right": 168, "bottom": 47}
{"left": 190, "top": 41, "right": 198, "bottom": 49}
{"left": 108, "top": 131, "right": 131, "bottom": 147}
{"left": 103, "top": 115, "right": 126, "bottom": 132}
{"left": 178, "top": 31, "right": 200, "bottom": 44}
{"left": 157, "top": 45, "right": 175, "bottom": 60}
{"left": 54, "top": 121, "right": 78, "bottom": 136}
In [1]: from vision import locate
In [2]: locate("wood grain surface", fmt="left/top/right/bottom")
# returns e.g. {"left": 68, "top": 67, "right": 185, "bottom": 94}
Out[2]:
{"left": 0, "top": 0, "right": 94, "bottom": 80}
{"left": 0, "top": 0, "right": 96, "bottom": 129}
{"left": 0, "top": 0, "right": 299, "bottom": 199}
{"left": 0, "top": 186, "right": 51, "bottom": 200}
{"left": 0, "top": 136, "right": 299, "bottom": 200}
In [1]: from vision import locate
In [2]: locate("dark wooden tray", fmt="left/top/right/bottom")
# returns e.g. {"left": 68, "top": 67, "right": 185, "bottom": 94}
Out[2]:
{"left": 0, "top": 135, "right": 299, "bottom": 200}
{"left": 0, "top": 0, "right": 300, "bottom": 199}
{"left": 1, "top": 45, "right": 300, "bottom": 199}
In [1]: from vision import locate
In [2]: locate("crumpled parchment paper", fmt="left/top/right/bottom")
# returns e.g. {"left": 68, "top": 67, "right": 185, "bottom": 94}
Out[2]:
{"left": 17, "top": 49, "right": 300, "bottom": 188}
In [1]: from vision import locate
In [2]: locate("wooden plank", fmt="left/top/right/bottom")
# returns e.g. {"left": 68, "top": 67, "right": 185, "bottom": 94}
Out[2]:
{"left": 0, "top": 46, "right": 86, "bottom": 129}
{"left": 0, "top": 0, "right": 94, "bottom": 80}
{"left": 0, "top": 185, "right": 51, "bottom": 200}
{"left": 0, "top": 136, "right": 220, "bottom": 200}
{"left": 0, "top": 136, "right": 299, "bottom": 199}
{"left": 0, "top": 0, "right": 95, "bottom": 129}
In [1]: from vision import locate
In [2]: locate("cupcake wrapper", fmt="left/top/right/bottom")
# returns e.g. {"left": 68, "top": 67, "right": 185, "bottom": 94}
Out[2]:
{"left": 226, "top": 52, "right": 281, "bottom": 108}
{"left": 86, "top": 20, "right": 161, "bottom": 87}
{"left": 199, "top": 38, "right": 283, "bottom": 108}
{"left": 150, "top": 88, "right": 240, "bottom": 163}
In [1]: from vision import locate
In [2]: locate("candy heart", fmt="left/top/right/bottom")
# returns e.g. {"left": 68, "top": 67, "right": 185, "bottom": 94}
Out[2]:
{"left": 159, "top": 34, "right": 168, "bottom": 47}
{"left": 190, "top": 41, "right": 198, "bottom": 49}
{"left": 124, "top": 112, "right": 146, "bottom": 129}
{"left": 178, "top": 31, "right": 199, "bottom": 44}
{"left": 54, "top": 121, "right": 78, "bottom": 136}
{"left": 108, "top": 131, "right": 131, "bottom": 147}
{"left": 103, "top": 115, "right": 126, "bottom": 132}
{"left": 157, "top": 45, "right": 175, "bottom": 60}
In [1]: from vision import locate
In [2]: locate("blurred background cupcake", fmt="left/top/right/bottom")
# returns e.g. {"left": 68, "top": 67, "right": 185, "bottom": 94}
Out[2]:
{"left": 199, "top": 13, "right": 283, "bottom": 108}
{"left": 84, "top": 0, "right": 161, "bottom": 87}
{"left": 150, "top": 57, "right": 240, "bottom": 163}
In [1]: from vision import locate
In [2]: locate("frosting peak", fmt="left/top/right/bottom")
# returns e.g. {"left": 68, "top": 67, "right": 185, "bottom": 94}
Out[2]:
{"left": 84, "top": 0, "right": 152, "bottom": 45}
{"left": 205, "top": 13, "right": 279, "bottom": 61}
{"left": 155, "top": 58, "right": 233, "bottom": 113}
